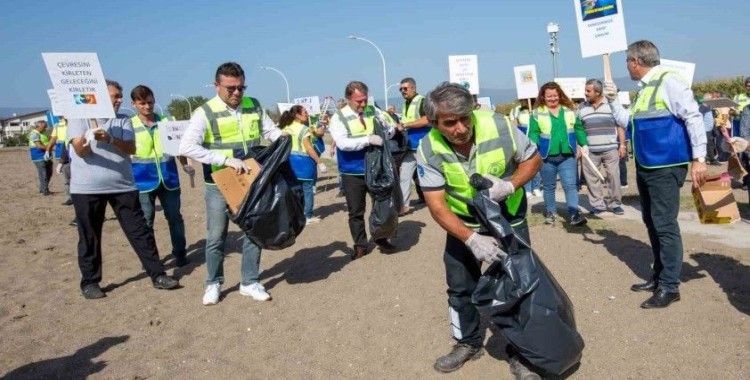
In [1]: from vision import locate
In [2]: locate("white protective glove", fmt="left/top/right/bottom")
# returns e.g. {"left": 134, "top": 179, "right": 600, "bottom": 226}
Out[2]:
{"left": 223, "top": 157, "right": 249, "bottom": 173}
{"left": 485, "top": 174, "right": 515, "bottom": 202}
{"left": 722, "top": 137, "right": 749, "bottom": 153}
{"left": 83, "top": 128, "right": 97, "bottom": 147}
{"left": 318, "top": 162, "right": 328, "bottom": 173}
{"left": 182, "top": 164, "right": 196, "bottom": 176}
{"left": 55, "top": 163, "right": 63, "bottom": 175}
{"left": 465, "top": 232, "right": 507, "bottom": 263}
{"left": 43, "top": 151, "right": 51, "bottom": 161}
{"left": 368, "top": 134, "right": 383, "bottom": 147}
{"left": 603, "top": 80, "right": 618, "bottom": 102}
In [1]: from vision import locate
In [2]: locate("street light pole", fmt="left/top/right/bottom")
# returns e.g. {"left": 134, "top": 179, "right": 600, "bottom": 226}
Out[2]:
{"left": 170, "top": 93, "right": 192, "bottom": 116}
{"left": 348, "top": 34, "right": 388, "bottom": 109}
{"left": 547, "top": 22, "right": 560, "bottom": 79}
{"left": 260, "top": 66, "right": 290, "bottom": 103}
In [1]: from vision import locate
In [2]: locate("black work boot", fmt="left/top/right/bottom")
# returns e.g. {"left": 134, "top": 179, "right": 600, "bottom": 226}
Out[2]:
{"left": 433, "top": 343, "right": 483, "bottom": 373}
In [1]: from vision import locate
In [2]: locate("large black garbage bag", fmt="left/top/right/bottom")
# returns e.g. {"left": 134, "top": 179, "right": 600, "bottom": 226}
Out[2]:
{"left": 469, "top": 174, "right": 584, "bottom": 376}
{"left": 365, "top": 117, "right": 398, "bottom": 240}
{"left": 229, "top": 135, "right": 305, "bottom": 250}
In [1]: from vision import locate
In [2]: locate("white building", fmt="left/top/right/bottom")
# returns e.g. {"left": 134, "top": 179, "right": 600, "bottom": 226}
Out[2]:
{"left": 0, "top": 109, "right": 49, "bottom": 142}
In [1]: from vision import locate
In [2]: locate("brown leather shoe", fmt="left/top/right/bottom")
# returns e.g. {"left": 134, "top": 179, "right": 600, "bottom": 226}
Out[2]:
{"left": 434, "top": 343, "right": 483, "bottom": 373}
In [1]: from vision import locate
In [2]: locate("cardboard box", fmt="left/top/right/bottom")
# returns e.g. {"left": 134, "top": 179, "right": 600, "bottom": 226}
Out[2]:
{"left": 692, "top": 175, "right": 740, "bottom": 224}
{"left": 211, "top": 158, "right": 262, "bottom": 214}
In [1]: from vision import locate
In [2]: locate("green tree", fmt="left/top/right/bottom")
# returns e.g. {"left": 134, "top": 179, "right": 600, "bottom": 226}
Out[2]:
{"left": 167, "top": 95, "right": 208, "bottom": 120}
{"left": 692, "top": 76, "right": 746, "bottom": 98}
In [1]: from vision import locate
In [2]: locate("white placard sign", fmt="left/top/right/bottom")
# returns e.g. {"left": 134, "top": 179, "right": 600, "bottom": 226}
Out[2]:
{"left": 513, "top": 65, "right": 539, "bottom": 99}
{"left": 47, "top": 89, "right": 66, "bottom": 116}
{"left": 293, "top": 96, "right": 321, "bottom": 114}
{"left": 659, "top": 59, "right": 696, "bottom": 86}
{"left": 477, "top": 97, "right": 493, "bottom": 111}
{"left": 277, "top": 103, "right": 294, "bottom": 114}
{"left": 449, "top": 55, "right": 479, "bottom": 95}
{"left": 42, "top": 52, "right": 115, "bottom": 119}
{"left": 554, "top": 77, "right": 587, "bottom": 99}
{"left": 158, "top": 120, "right": 190, "bottom": 156}
{"left": 573, "top": 0, "right": 628, "bottom": 58}
{"left": 617, "top": 91, "right": 631, "bottom": 105}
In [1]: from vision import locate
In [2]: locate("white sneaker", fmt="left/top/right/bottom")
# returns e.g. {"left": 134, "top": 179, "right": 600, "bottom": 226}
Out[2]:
{"left": 306, "top": 216, "right": 321, "bottom": 225}
{"left": 202, "top": 283, "right": 221, "bottom": 306}
{"left": 240, "top": 282, "right": 271, "bottom": 301}
{"left": 532, "top": 189, "right": 543, "bottom": 197}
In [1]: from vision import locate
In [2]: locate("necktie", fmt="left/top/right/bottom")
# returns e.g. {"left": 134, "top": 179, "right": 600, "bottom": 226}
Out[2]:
{"left": 358, "top": 112, "right": 366, "bottom": 127}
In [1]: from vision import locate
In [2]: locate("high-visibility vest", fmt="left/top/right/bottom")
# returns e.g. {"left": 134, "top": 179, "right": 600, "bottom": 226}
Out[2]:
{"left": 130, "top": 114, "right": 180, "bottom": 192}
{"left": 734, "top": 93, "right": 749, "bottom": 114}
{"left": 630, "top": 68, "right": 691, "bottom": 168}
{"left": 335, "top": 105, "right": 375, "bottom": 175}
{"left": 402, "top": 94, "right": 430, "bottom": 150}
{"left": 198, "top": 95, "right": 262, "bottom": 184}
{"left": 417, "top": 110, "right": 526, "bottom": 227}
{"left": 533, "top": 106, "right": 577, "bottom": 159}
{"left": 284, "top": 121, "right": 317, "bottom": 180}
{"left": 53, "top": 119, "right": 67, "bottom": 159}
{"left": 28, "top": 129, "right": 50, "bottom": 162}
{"left": 517, "top": 109, "right": 531, "bottom": 135}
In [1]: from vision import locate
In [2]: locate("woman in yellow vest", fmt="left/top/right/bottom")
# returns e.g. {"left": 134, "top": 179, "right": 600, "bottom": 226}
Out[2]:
{"left": 279, "top": 105, "right": 327, "bottom": 224}
{"left": 528, "top": 82, "right": 589, "bottom": 226}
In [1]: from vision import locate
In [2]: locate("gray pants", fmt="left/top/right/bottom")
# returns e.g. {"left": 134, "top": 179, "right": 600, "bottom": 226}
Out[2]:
{"left": 582, "top": 149, "right": 622, "bottom": 210}
{"left": 398, "top": 151, "right": 418, "bottom": 207}
{"left": 61, "top": 162, "right": 71, "bottom": 200}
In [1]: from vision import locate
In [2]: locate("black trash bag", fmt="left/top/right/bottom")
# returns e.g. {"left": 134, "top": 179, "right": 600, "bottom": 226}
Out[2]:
{"left": 365, "top": 116, "right": 398, "bottom": 240}
{"left": 229, "top": 135, "right": 305, "bottom": 250}
{"left": 469, "top": 174, "right": 584, "bottom": 376}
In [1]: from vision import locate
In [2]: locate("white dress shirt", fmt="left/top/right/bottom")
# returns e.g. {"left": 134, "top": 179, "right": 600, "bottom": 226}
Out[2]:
{"left": 329, "top": 105, "right": 395, "bottom": 152}
{"left": 610, "top": 65, "right": 706, "bottom": 159}
{"left": 179, "top": 96, "right": 283, "bottom": 165}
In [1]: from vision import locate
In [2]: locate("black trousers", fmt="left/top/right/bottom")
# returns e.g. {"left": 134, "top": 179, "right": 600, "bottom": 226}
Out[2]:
{"left": 72, "top": 190, "right": 165, "bottom": 288}
{"left": 341, "top": 174, "right": 373, "bottom": 249}
{"left": 443, "top": 221, "right": 531, "bottom": 347}
{"left": 635, "top": 164, "right": 687, "bottom": 293}
{"left": 706, "top": 131, "right": 718, "bottom": 161}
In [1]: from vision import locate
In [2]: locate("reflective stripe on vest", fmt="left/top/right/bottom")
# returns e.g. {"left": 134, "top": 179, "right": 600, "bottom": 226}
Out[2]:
{"left": 417, "top": 110, "right": 524, "bottom": 227}
{"left": 53, "top": 121, "right": 68, "bottom": 159}
{"left": 200, "top": 96, "right": 262, "bottom": 183}
{"left": 734, "top": 93, "right": 749, "bottom": 113}
{"left": 284, "top": 121, "right": 317, "bottom": 180}
{"left": 28, "top": 130, "right": 50, "bottom": 161}
{"left": 335, "top": 106, "right": 375, "bottom": 175}
{"left": 630, "top": 68, "right": 691, "bottom": 168}
{"left": 130, "top": 114, "right": 180, "bottom": 192}
{"left": 533, "top": 106, "right": 577, "bottom": 159}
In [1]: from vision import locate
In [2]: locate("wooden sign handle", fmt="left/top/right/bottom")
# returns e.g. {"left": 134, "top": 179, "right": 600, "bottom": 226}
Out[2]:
{"left": 602, "top": 53, "right": 613, "bottom": 82}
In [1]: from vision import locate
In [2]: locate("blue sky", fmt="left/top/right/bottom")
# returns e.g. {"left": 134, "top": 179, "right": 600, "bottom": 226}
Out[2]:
{"left": 1, "top": 0, "right": 748, "bottom": 109}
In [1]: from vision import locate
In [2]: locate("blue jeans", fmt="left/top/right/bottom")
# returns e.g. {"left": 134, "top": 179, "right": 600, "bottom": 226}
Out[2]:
{"left": 540, "top": 155, "right": 579, "bottom": 215}
{"left": 138, "top": 184, "right": 186, "bottom": 258}
{"left": 523, "top": 172, "right": 542, "bottom": 193}
{"left": 301, "top": 180, "right": 315, "bottom": 219}
{"left": 204, "top": 184, "right": 261, "bottom": 286}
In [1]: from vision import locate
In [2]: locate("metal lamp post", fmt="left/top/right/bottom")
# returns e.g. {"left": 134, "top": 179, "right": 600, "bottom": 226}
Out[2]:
{"left": 348, "top": 34, "right": 388, "bottom": 109}
{"left": 260, "top": 66, "right": 291, "bottom": 103}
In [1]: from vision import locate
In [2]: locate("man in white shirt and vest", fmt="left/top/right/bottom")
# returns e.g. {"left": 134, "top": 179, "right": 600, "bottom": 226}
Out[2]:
{"left": 607, "top": 40, "right": 707, "bottom": 309}
{"left": 179, "top": 62, "right": 283, "bottom": 305}
{"left": 416, "top": 82, "right": 543, "bottom": 378}
{"left": 328, "top": 81, "right": 397, "bottom": 259}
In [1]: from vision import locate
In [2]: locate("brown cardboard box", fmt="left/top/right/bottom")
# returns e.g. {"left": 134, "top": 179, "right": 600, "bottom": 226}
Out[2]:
{"left": 692, "top": 175, "right": 740, "bottom": 224}
{"left": 211, "top": 158, "right": 262, "bottom": 214}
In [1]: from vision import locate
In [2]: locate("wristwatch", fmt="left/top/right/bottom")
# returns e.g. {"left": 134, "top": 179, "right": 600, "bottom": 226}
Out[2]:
{"left": 694, "top": 157, "right": 706, "bottom": 163}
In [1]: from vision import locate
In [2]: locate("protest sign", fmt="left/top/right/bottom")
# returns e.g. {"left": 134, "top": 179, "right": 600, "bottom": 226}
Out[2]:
{"left": 158, "top": 120, "right": 190, "bottom": 156}
{"left": 514, "top": 65, "right": 539, "bottom": 100}
{"left": 477, "top": 97, "right": 493, "bottom": 111}
{"left": 573, "top": 0, "right": 628, "bottom": 58}
{"left": 47, "top": 89, "right": 66, "bottom": 116}
{"left": 554, "top": 77, "right": 587, "bottom": 99}
{"left": 449, "top": 55, "right": 479, "bottom": 95}
{"left": 660, "top": 59, "right": 696, "bottom": 86}
{"left": 293, "top": 96, "right": 321, "bottom": 115}
{"left": 42, "top": 52, "right": 114, "bottom": 119}
{"left": 277, "top": 103, "right": 294, "bottom": 114}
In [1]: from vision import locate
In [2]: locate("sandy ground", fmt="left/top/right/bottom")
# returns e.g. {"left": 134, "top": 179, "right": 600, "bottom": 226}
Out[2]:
{"left": 0, "top": 147, "right": 748, "bottom": 379}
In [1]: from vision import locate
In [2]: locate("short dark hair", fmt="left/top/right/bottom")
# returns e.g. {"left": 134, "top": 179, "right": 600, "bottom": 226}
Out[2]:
{"left": 745, "top": 77, "right": 750, "bottom": 86}
{"left": 130, "top": 85, "right": 154, "bottom": 101}
{"left": 215, "top": 62, "right": 245, "bottom": 82}
{"left": 105, "top": 79, "right": 122, "bottom": 92}
{"left": 345, "top": 81, "right": 368, "bottom": 98}
{"left": 400, "top": 77, "right": 416, "bottom": 86}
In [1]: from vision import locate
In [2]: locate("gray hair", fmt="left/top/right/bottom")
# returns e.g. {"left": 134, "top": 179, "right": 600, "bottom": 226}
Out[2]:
{"left": 35, "top": 120, "right": 47, "bottom": 128}
{"left": 586, "top": 79, "right": 603, "bottom": 95}
{"left": 626, "top": 40, "right": 660, "bottom": 68}
{"left": 400, "top": 77, "right": 416, "bottom": 86}
{"left": 105, "top": 79, "right": 122, "bottom": 91}
{"left": 424, "top": 82, "right": 474, "bottom": 123}
{"left": 344, "top": 81, "right": 368, "bottom": 98}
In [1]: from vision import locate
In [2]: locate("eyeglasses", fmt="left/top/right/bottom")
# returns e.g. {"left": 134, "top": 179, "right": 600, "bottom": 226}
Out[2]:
{"left": 220, "top": 85, "right": 247, "bottom": 93}
{"left": 399, "top": 87, "right": 409, "bottom": 92}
